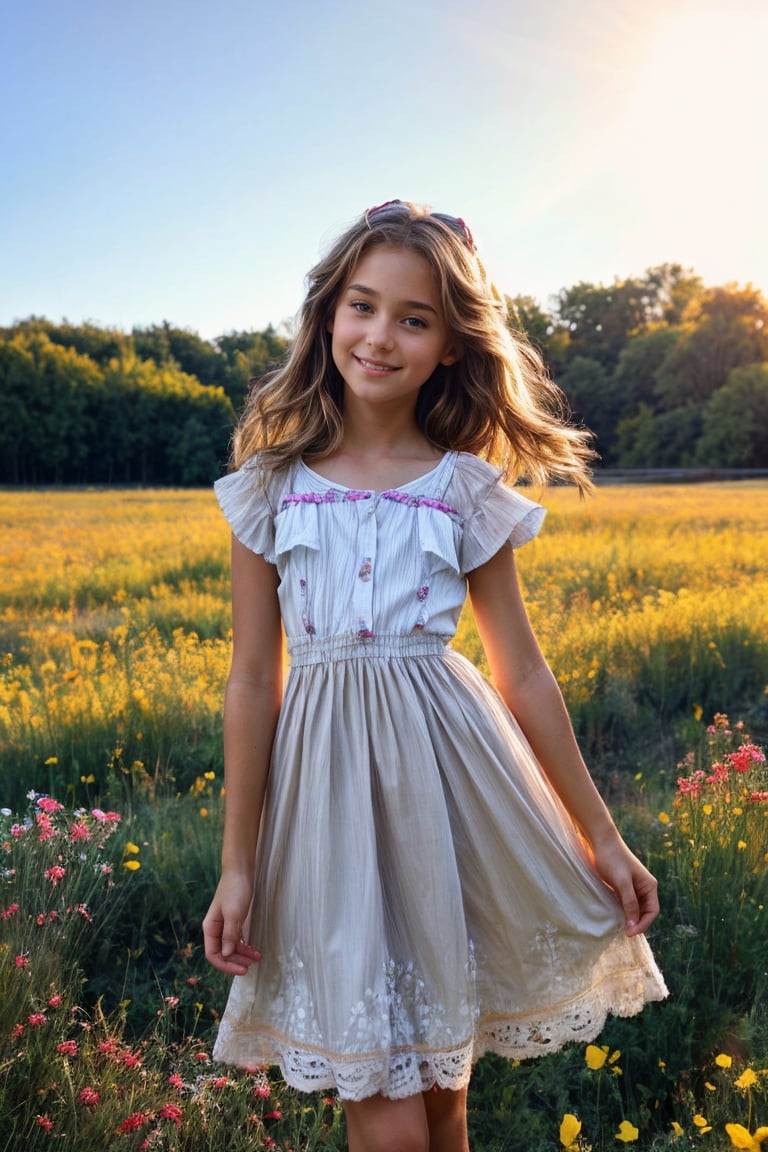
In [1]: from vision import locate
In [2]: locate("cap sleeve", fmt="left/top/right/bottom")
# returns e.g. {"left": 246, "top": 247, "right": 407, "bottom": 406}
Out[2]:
{"left": 213, "top": 457, "right": 282, "bottom": 564}
{"left": 449, "top": 454, "right": 546, "bottom": 573}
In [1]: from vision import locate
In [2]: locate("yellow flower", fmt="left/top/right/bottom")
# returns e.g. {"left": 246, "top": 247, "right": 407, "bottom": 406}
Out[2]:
{"left": 704, "top": 1081, "right": 716, "bottom": 1090}
{"left": 694, "top": 703, "right": 703, "bottom": 721}
{"left": 738, "top": 840, "right": 748, "bottom": 851}
{"left": 585, "top": 1044, "right": 608, "bottom": 1069}
{"left": 124, "top": 842, "right": 140, "bottom": 854}
{"left": 716, "top": 1053, "right": 734, "bottom": 1069}
{"left": 725, "top": 1123, "right": 768, "bottom": 1150}
{"left": 44, "top": 756, "right": 58, "bottom": 765}
{"left": 702, "top": 804, "right": 713, "bottom": 815}
{"left": 693, "top": 1114, "right": 712, "bottom": 1133}
{"left": 204, "top": 771, "right": 216, "bottom": 780}
{"left": 559, "top": 1113, "right": 582, "bottom": 1149}
{"left": 671, "top": 1121, "right": 684, "bottom": 1136}
{"left": 735, "top": 1068, "right": 758, "bottom": 1089}
{"left": 123, "top": 860, "right": 141, "bottom": 871}
{"left": 658, "top": 811, "right": 671, "bottom": 824}
{"left": 615, "top": 1120, "right": 639, "bottom": 1142}
{"left": 199, "top": 807, "right": 209, "bottom": 818}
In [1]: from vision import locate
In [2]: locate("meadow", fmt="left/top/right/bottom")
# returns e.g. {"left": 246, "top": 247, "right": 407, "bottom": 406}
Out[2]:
{"left": 1, "top": 483, "right": 767, "bottom": 1150}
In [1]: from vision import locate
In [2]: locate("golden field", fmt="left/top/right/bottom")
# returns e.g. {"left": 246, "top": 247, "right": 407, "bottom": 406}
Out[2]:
{"left": 1, "top": 483, "right": 767, "bottom": 804}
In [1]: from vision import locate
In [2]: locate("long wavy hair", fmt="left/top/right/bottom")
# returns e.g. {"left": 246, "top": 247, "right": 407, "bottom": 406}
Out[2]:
{"left": 233, "top": 201, "right": 594, "bottom": 491}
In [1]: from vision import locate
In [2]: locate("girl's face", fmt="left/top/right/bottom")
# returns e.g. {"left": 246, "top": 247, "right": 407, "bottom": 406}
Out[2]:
{"left": 327, "top": 245, "right": 459, "bottom": 412}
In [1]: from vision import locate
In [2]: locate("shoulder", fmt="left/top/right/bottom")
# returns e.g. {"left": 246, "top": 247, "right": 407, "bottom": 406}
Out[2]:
{"left": 445, "top": 453, "right": 546, "bottom": 572}
{"left": 214, "top": 455, "right": 295, "bottom": 561}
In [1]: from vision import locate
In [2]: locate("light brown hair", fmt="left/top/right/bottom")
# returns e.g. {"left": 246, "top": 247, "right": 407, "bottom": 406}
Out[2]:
{"left": 233, "top": 202, "right": 594, "bottom": 491}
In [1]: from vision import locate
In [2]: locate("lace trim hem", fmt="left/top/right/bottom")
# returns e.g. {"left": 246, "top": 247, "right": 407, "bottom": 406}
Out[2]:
{"left": 213, "top": 963, "right": 667, "bottom": 1101}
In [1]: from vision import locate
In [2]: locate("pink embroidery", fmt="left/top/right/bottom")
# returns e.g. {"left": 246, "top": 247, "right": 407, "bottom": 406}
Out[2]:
{"left": 380, "top": 492, "right": 460, "bottom": 517}
{"left": 358, "top": 559, "right": 372, "bottom": 582}
{"left": 282, "top": 490, "right": 372, "bottom": 507}
{"left": 299, "top": 578, "right": 315, "bottom": 635}
{"left": 416, "top": 585, "right": 429, "bottom": 602}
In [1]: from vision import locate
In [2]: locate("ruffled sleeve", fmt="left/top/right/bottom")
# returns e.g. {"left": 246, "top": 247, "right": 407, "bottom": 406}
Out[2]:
{"left": 447, "top": 454, "right": 546, "bottom": 573}
{"left": 213, "top": 457, "right": 284, "bottom": 564}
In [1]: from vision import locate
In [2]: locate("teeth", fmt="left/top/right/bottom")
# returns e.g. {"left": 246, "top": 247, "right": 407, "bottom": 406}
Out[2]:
{"left": 359, "top": 358, "right": 394, "bottom": 370}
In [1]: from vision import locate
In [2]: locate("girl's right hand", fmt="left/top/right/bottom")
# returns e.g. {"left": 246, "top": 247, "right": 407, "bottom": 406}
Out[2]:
{"left": 202, "top": 872, "right": 262, "bottom": 975}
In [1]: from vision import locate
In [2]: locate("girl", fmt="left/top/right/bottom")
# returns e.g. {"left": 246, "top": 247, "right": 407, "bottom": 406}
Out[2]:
{"left": 203, "top": 200, "right": 667, "bottom": 1152}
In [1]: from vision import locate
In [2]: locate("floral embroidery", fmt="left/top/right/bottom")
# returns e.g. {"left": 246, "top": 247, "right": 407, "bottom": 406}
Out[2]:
{"left": 416, "top": 585, "right": 429, "bottom": 602}
{"left": 281, "top": 490, "right": 372, "bottom": 507}
{"left": 381, "top": 492, "right": 460, "bottom": 517}
{"left": 358, "top": 559, "right": 372, "bottom": 582}
{"left": 414, "top": 585, "right": 430, "bottom": 631}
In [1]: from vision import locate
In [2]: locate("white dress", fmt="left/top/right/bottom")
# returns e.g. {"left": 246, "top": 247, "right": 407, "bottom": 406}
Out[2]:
{"left": 211, "top": 450, "right": 667, "bottom": 1101}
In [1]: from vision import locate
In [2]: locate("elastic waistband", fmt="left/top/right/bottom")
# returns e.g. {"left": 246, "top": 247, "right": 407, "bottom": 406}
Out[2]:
{"left": 287, "top": 633, "right": 449, "bottom": 667}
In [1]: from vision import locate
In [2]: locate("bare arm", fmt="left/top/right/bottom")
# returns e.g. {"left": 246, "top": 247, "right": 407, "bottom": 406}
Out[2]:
{"left": 202, "top": 534, "right": 283, "bottom": 974}
{"left": 467, "top": 543, "right": 659, "bottom": 937}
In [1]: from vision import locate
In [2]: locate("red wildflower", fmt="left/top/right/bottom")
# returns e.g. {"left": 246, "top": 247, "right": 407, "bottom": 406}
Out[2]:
{"left": 14, "top": 954, "right": 29, "bottom": 968}
{"left": 159, "top": 1103, "right": 183, "bottom": 1128}
{"left": 28, "top": 1013, "right": 47, "bottom": 1027}
{"left": 253, "top": 1082, "right": 271, "bottom": 1098}
{"left": 36, "top": 814, "right": 56, "bottom": 842}
{"left": 168, "top": 1072, "right": 184, "bottom": 1091}
{"left": 78, "top": 1086, "right": 99, "bottom": 1106}
{"left": 194, "top": 1051, "right": 210, "bottom": 1061}
{"left": 2, "top": 902, "right": 19, "bottom": 919}
{"left": 44, "top": 865, "right": 66, "bottom": 885}
{"left": 70, "top": 822, "right": 91, "bottom": 841}
{"left": 36, "top": 1115, "right": 53, "bottom": 1132}
{"left": 57, "top": 1040, "right": 78, "bottom": 1057}
{"left": 749, "top": 791, "right": 768, "bottom": 803}
{"left": 265, "top": 1110, "right": 283, "bottom": 1120}
{"left": 10, "top": 1023, "right": 24, "bottom": 1040}
{"left": 212, "top": 1076, "right": 229, "bottom": 1088}
{"left": 726, "top": 744, "right": 766, "bottom": 773}
{"left": 118, "top": 1111, "right": 149, "bottom": 1133}
{"left": 48, "top": 995, "right": 62, "bottom": 1008}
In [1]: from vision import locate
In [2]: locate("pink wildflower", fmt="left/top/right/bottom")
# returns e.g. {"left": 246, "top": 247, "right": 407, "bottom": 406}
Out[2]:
{"left": 10, "top": 823, "right": 25, "bottom": 837}
{"left": 121, "top": 1050, "right": 142, "bottom": 1068}
{"left": 28, "top": 1013, "right": 47, "bottom": 1027}
{"left": 44, "top": 865, "right": 66, "bottom": 885}
{"left": 265, "top": 1109, "right": 283, "bottom": 1120}
{"left": 56, "top": 1040, "right": 78, "bottom": 1057}
{"left": 48, "top": 995, "right": 62, "bottom": 1008}
{"left": 749, "top": 791, "right": 768, "bottom": 803}
{"left": 706, "top": 762, "right": 730, "bottom": 785}
{"left": 36, "top": 813, "right": 56, "bottom": 842}
{"left": 194, "top": 1051, "right": 210, "bottom": 1061}
{"left": 212, "top": 1076, "right": 229, "bottom": 1088}
{"left": 168, "top": 1073, "right": 184, "bottom": 1091}
{"left": 36, "top": 1115, "right": 53, "bottom": 1132}
{"left": 37, "top": 797, "right": 64, "bottom": 814}
{"left": 14, "top": 954, "right": 28, "bottom": 968}
{"left": 253, "top": 1082, "right": 271, "bottom": 1098}
{"left": 2, "top": 903, "right": 19, "bottom": 919}
{"left": 79, "top": 1086, "right": 100, "bottom": 1107}
{"left": 10, "top": 1023, "right": 24, "bottom": 1040}
{"left": 70, "top": 822, "right": 91, "bottom": 842}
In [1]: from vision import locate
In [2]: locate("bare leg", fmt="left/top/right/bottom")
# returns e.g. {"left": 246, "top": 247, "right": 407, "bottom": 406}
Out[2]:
{"left": 423, "top": 1085, "right": 470, "bottom": 1152}
{"left": 343, "top": 1092, "right": 430, "bottom": 1152}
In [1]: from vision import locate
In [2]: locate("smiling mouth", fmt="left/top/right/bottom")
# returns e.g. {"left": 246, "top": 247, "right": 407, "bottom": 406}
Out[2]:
{"left": 355, "top": 356, "right": 399, "bottom": 372}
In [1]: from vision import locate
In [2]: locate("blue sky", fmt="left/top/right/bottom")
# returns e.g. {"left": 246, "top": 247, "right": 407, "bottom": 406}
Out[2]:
{"left": 2, "top": 0, "right": 766, "bottom": 340}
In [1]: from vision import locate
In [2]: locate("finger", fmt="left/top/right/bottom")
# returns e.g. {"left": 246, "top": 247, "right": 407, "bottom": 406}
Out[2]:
{"left": 625, "top": 876, "right": 660, "bottom": 936}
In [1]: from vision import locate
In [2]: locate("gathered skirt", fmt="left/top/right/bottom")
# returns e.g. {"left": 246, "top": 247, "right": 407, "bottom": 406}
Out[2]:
{"left": 213, "top": 636, "right": 667, "bottom": 1100}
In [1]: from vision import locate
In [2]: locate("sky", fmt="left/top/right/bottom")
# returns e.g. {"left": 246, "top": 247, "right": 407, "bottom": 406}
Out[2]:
{"left": 2, "top": 0, "right": 766, "bottom": 341}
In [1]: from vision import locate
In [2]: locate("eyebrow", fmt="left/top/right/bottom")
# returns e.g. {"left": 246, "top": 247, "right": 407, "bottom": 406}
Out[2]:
{"left": 345, "top": 283, "right": 438, "bottom": 315}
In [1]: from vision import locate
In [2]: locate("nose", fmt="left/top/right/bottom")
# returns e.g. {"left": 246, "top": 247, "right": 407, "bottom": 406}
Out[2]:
{"left": 366, "top": 316, "right": 395, "bottom": 351}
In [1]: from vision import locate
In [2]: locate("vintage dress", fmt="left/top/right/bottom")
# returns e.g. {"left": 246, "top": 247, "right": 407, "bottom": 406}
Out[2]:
{"left": 211, "top": 450, "right": 667, "bottom": 1101}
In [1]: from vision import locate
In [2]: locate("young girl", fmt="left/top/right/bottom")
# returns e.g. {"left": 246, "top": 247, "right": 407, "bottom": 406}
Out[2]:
{"left": 203, "top": 200, "right": 667, "bottom": 1152}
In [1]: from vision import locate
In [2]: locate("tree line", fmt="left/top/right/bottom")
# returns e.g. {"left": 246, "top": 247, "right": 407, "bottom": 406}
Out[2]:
{"left": 1, "top": 263, "right": 766, "bottom": 485}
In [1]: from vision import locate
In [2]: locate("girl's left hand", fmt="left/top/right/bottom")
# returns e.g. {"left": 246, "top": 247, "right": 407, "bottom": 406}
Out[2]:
{"left": 588, "top": 833, "right": 660, "bottom": 937}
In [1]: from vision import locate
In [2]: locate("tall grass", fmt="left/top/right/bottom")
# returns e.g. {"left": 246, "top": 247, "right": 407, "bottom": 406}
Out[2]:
{"left": 1, "top": 484, "right": 768, "bottom": 1147}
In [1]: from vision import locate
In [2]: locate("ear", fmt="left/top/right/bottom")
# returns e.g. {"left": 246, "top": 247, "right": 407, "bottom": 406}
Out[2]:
{"left": 440, "top": 343, "right": 462, "bottom": 367}
{"left": 326, "top": 314, "right": 334, "bottom": 334}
